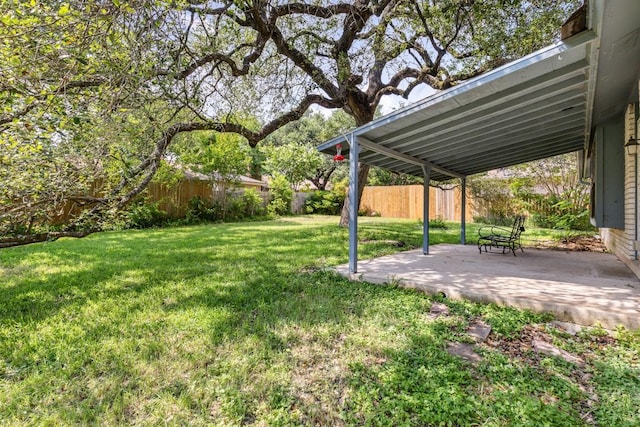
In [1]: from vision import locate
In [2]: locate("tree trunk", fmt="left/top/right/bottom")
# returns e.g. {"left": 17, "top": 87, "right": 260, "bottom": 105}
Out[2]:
{"left": 0, "top": 230, "right": 94, "bottom": 248}
{"left": 339, "top": 162, "right": 371, "bottom": 227}
{"left": 338, "top": 101, "right": 375, "bottom": 227}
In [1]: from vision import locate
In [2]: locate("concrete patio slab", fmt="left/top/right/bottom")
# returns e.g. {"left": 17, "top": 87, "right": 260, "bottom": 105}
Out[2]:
{"left": 336, "top": 244, "right": 640, "bottom": 330}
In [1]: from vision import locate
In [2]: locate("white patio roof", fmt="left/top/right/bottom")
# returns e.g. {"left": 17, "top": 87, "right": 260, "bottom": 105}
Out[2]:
{"left": 318, "top": 0, "right": 640, "bottom": 182}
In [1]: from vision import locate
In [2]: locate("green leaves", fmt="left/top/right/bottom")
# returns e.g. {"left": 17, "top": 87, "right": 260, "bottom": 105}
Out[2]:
{"left": 57, "top": 4, "right": 70, "bottom": 16}
{"left": 260, "top": 111, "right": 352, "bottom": 190}
{"left": 261, "top": 141, "right": 324, "bottom": 190}
{"left": 171, "top": 120, "right": 256, "bottom": 193}
{"left": 0, "top": 0, "right": 584, "bottom": 235}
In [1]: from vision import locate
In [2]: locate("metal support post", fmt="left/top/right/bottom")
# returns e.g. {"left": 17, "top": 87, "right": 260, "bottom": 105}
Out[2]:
{"left": 422, "top": 166, "right": 431, "bottom": 255}
{"left": 348, "top": 134, "right": 360, "bottom": 273}
{"left": 461, "top": 177, "right": 467, "bottom": 245}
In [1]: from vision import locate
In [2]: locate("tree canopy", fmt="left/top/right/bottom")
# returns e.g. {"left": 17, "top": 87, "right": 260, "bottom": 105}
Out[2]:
{"left": 0, "top": 0, "right": 581, "bottom": 233}
{"left": 261, "top": 111, "right": 353, "bottom": 190}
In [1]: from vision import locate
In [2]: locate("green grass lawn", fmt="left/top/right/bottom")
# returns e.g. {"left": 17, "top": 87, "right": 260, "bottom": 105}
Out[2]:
{"left": 1, "top": 216, "right": 638, "bottom": 426}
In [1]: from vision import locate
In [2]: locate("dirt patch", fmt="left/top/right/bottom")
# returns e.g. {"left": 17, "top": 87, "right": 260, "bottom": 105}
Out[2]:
{"left": 483, "top": 325, "right": 605, "bottom": 424}
{"left": 484, "top": 325, "right": 543, "bottom": 360}
{"left": 526, "top": 235, "right": 608, "bottom": 252}
{"left": 289, "top": 333, "right": 348, "bottom": 426}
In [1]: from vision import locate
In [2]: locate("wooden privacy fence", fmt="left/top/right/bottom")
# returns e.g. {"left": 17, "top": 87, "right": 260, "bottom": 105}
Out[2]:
{"left": 360, "top": 185, "right": 476, "bottom": 221}
{"left": 147, "top": 179, "right": 215, "bottom": 218}
{"left": 56, "top": 179, "right": 267, "bottom": 223}
{"left": 58, "top": 182, "right": 476, "bottom": 224}
{"left": 143, "top": 180, "right": 273, "bottom": 218}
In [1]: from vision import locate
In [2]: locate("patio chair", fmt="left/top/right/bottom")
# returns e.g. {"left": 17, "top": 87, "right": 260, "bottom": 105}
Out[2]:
{"left": 477, "top": 216, "right": 526, "bottom": 256}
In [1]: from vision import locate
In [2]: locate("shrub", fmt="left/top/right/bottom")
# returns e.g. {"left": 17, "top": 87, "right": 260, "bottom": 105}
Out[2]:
{"left": 429, "top": 216, "right": 447, "bottom": 229}
{"left": 225, "top": 195, "right": 247, "bottom": 221}
{"left": 520, "top": 193, "right": 593, "bottom": 231}
{"left": 125, "top": 200, "right": 167, "bottom": 229}
{"left": 186, "top": 196, "right": 222, "bottom": 223}
{"left": 472, "top": 215, "right": 514, "bottom": 226}
{"left": 267, "top": 198, "right": 289, "bottom": 217}
{"left": 185, "top": 191, "right": 267, "bottom": 224}
{"left": 242, "top": 188, "right": 266, "bottom": 217}
{"left": 268, "top": 174, "right": 293, "bottom": 216}
{"left": 551, "top": 200, "right": 592, "bottom": 230}
{"left": 304, "top": 190, "right": 344, "bottom": 215}
{"left": 225, "top": 189, "right": 268, "bottom": 220}
{"left": 358, "top": 206, "right": 372, "bottom": 216}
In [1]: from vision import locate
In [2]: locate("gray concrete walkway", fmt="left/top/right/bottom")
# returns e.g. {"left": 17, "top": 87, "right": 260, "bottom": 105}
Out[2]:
{"left": 336, "top": 244, "right": 640, "bottom": 330}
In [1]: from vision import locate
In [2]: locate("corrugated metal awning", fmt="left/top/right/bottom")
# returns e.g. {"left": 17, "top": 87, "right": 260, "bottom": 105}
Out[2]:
{"left": 318, "top": 0, "right": 640, "bottom": 182}
{"left": 319, "top": 32, "right": 596, "bottom": 182}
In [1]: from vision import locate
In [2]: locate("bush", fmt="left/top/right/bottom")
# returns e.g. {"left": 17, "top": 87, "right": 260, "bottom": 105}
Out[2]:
{"left": 225, "top": 195, "right": 247, "bottom": 221}
{"left": 415, "top": 217, "right": 448, "bottom": 229}
{"left": 551, "top": 199, "right": 592, "bottom": 230}
{"left": 358, "top": 206, "right": 372, "bottom": 216}
{"left": 224, "top": 189, "right": 268, "bottom": 220}
{"left": 126, "top": 200, "right": 167, "bottom": 229}
{"left": 469, "top": 177, "right": 518, "bottom": 224}
{"left": 268, "top": 174, "right": 293, "bottom": 216}
{"left": 520, "top": 194, "right": 593, "bottom": 231}
{"left": 304, "top": 190, "right": 344, "bottom": 215}
{"left": 471, "top": 172, "right": 593, "bottom": 231}
{"left": 429, "top": 216, "right": 447, "bottom": 229}
{"left": 472, "top": 215, "right": 514, "bottom": 226}
{"left": 186, "top": 191, "right": 267, "bottom": 224}
{"left": 186, "top": 196, "right": 223, "bottom": 223}
{"left": 242, "top": 188, "right": 266, "bottom": 217}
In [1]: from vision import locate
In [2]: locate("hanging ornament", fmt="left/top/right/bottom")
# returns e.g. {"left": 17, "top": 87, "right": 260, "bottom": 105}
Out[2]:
{"left": 333, "top": 143, "right": 345, "bottom": 162}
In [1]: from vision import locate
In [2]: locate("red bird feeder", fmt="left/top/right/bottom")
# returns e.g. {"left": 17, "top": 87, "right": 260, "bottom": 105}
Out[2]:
{"left": 333, "top": 143, "right": 345, "bottom": 162}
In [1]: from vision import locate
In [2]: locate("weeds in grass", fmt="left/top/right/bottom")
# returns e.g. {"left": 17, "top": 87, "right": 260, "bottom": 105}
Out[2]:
{"left": 0, "top": 216, "right": 637, "bottom": 425}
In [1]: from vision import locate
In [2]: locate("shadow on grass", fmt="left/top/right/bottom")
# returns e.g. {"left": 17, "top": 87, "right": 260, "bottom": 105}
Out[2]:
{"left": 0, "top": 221, "right": 353, "bottom": 325}
{"left": 1, "top": 219, "right": 636, "bottom": 425}
{"left": 163, "top": 270, "right": 369, "bottom": 348}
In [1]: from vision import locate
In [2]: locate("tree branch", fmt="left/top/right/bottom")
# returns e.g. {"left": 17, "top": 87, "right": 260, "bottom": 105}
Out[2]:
{"left": 0, "top": 78, "right": 107, "bottom": 127}
{"left": 109, "top": 93, "right": 338, "bottom": 208}
{"left": 266, "top": 24, "right": 340, "bottom": 98}
{"left": 256, "top": 94, "right": 340, "bottom": 140}
{"left": 0, "top": 231, "right": 94, "bottom": 248}
{"left": 272, "top": 3, "right": 355, "bottom": 18}
{"left": 171, "top": 34, "right": 267, "bottom": 80}
{"left": 0, "top": 103, "right": 40, "bottom": 126}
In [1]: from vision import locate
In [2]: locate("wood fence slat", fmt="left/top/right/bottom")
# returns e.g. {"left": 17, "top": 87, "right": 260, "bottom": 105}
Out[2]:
{"left": 57, "top": 181, "right": 478, "bottom": 224}
{"left": 361, "top": 185, "right": 476, "bottom": 221}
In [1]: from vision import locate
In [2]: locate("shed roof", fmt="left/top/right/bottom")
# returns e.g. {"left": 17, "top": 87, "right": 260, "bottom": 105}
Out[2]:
{"left": 318, "top": 0, "right": 640, "bottom": 182}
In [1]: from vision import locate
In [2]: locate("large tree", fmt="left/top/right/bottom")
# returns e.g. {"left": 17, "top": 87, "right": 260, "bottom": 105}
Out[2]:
{"left": 1, "top": 0, "right": 580, "bottom": 234}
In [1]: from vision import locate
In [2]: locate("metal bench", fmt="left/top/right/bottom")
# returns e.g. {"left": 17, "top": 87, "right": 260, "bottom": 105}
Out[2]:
{"left": 477, "top": 216, "right": 526, "bottom": 256}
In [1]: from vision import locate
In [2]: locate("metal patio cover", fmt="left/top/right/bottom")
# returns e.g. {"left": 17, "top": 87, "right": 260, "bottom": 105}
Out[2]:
{"left": 317, "top": 0, "right": 640, "bottom": 181}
